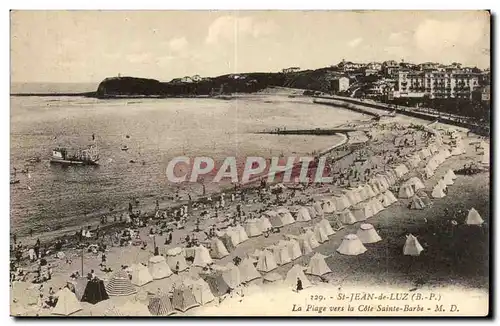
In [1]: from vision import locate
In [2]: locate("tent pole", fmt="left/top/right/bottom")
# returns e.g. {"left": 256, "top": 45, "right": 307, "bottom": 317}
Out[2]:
{"left": 81, "top": 247, "right": 84, "bottom": 276}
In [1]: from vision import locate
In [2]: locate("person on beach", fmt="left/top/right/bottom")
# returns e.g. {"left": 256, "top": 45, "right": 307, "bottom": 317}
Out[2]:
{"left": 34, "top": 239, "right": 40, "bottom": 260}
{"left": 296, "top": 278, "right": 303, "bottom": 292}
{"left": 29, "top": 247, "right": 36, "bottom": 262}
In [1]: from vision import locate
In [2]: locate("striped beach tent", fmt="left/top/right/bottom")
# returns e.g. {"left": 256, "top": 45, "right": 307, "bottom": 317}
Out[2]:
{"left": 105, "top": 269, "right": 137, "bottom": 296}
{"left": 148, "top": 295, "right": 176, "bottom": 316}
{"left": 172, "top": 285, "right": 200, "bottom": 312}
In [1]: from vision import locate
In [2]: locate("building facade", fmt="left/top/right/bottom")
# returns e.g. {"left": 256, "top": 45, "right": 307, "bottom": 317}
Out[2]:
{"left": 366, "top": 79, "right": 396, "bottom": 98}
{"left": 366, "top": 62, "right": 382, "bottom": 71}
{"left": 282, "top": 67, "right": 301, "bottom": 73}
{"left": 337, "top": 60, "right": 365, "bottom": 72}
{"left": 382, "top": 60, "right": 400, "bottom": 77}
{"left": 331, "top": 76, "right": 350, "bottom": 93}
{"left": 395, "top": 70, "right": 480, "bottom": 99}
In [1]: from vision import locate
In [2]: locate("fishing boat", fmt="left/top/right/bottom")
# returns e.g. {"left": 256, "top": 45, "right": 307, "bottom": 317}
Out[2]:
{"left": 50, "top": 144, "right": 100, "bottom": 165}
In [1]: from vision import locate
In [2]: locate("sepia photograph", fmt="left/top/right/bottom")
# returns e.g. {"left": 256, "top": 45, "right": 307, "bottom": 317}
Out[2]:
{"left": 9, "top": 10, "right": 491, "bottom": 317}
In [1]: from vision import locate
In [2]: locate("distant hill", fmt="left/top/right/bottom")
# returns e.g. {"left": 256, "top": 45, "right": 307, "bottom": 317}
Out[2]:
{"left": 94, "top": 68, "right": 344, "bottom": 98}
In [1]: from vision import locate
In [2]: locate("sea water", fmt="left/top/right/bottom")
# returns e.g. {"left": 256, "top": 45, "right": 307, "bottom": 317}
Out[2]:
{"left": 10, "top": 95, "right": 364, "bottom": 236}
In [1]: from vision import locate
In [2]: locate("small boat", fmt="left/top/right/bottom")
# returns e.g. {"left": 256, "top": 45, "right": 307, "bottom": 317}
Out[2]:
{"left": 50, "top": 144, "right": 100, "bottom": 166}
{"left": 26, "top": 156, "right": 41, "bottom": 164}
{"left": 121, "top": 145, "right": 129, "bottom": 151}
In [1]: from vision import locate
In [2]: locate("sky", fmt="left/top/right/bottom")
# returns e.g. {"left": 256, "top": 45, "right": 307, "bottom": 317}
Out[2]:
{"left": 10, "top": 10, "right": 490, "bottom": 83}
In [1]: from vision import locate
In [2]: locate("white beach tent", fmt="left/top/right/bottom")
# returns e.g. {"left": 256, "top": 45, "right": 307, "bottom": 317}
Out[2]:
{"left": 256, "top": 249, "right": 278, "bottom": 273}
{"left": 270, "top": 244, "right": 292, "bottom": 266}
{"left": 419, "top": 148, "right": 432, "bottom": 160}
{"left": 369, "top": 198, "right": 384, "bottom": 215}
{"left": 321, "top": 199, "right": 336, "bottom": 214}
{"left": 465, "top": 208, "right": 484, "bottom": 225}
{"left": 348, "top": 188, "right": 364, "bottom": 205}
{"left": 51, "top": 288, "right": 83, "bottom": 316}
{"left": 129, "top": 263, "right": 153, "bottom": 287}
{"left": 313, "top": 223, "right": 329, "bottom": 243}
{"left": 443, "top": 173, "right": 454, "bottom": 186}
{"left": 221, "top": 228, "right": 241, "bottom": 248}
{"left": 446, "top": 169, "right": 457, "bottom": 180}
{"left": 249, "top": 249, "right": 263, "bottom": 261}
{"left": 356, "top": 186, "right": 369, "bottom": 202}
{"left": 268, "top": 210, "right": 285, "bottom": 228}
{"left": 364, "top": 184, "right": 377, "bottom": 198}
{"left": 437, "top": 179, "right": 448, "bottom": 191}
{"left": 149, "top": 255, "right": 173, "bottom": 280}
{"left": 382, "top": 191, "right": 398, "bottom": 207}
{"left": 244, "top": 219, "right": 262, "bottom": 237}
{"left": 394, "top": 164, "right": 409, "bottom": 178}
{"left": 337, "top": 209, "right": 357, "bottom": 225}
{"left": 221, "top": 263, "right": 242, "bottom": 289}
{"left": 307, "top": 206, "right": 318, "bottom": 219}
{"left": 210, "top": 237, "right": 229, "bottom": 259}
{"left": 305, "top": 253, "right": 332, "bottom": 277}
{"left": 356, "top": 224, "right": 382, "bottom": 244}
{"left": 333, "top": 194, "right": 351, "bottom": 212}
{"left": 304, "top": 229, "right": 321, "bottom": 248}
{"left": 351, "top": 202, "right": 375, "bottom": 222}
{"left": 296, "top": 206, "right": 312, "bottom": 222}
{"left": 298, "top": 236, "right": 314, "bottom": 255}
{"left": 403, "top": 234, "right": 424, "bottom": 256}
{"left": 409, "top": 196, "right": 426, "bottom": 210}
{"left": 285, "top": 265, "right": 312, "bottom": 289}
{"left": 318, "top": 218, "right": 335, "bottom": 236}
{"left": 406, "top": 154, "right": 421, "bottom": 168}
{"left": 238, "top": 258, "right": 261, "bottom": 283}
{"left": 336, "top": 234, "right": 367, "bottom": 256}
{"left": 184, "top": 278, "right": 215, "bottom": 305}
{"left": 423, "top": 166, "right": 435, "bottom": 179}
{"left": 481, "top": 150, "right": 490, "bottom": 165}
{"left": 166, "top": 247, "right": 188, "bottom": 272}
{"left": 258, "top": 216, "right": 273, "bottom": 232}
{"left": 405, "top": 177, "right": 426, "bottom": 192}
{"left": 313, "top": 202, "right": 324, "bottom": 217}
{"left": 193, "top": 245, "right": 213, "bottom": 267}
{"left": 369, "top": 182, "right": 382, "bottom": 196}
{"left": 277, "top": 207, "right": 296, "bottom": 225}
{"left": 398, "top": 184, "right": 415, "bottom": 199}
{"left": 282, "top": 239, "right": 302, "bottom": 261}
{"left": 234, "top": 224, "right": 249, "bottom": 243}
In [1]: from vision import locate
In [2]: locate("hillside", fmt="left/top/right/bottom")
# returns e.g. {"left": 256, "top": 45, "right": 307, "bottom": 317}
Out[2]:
{"left": 94, "top": 68, "right": 342, "bottom": 98}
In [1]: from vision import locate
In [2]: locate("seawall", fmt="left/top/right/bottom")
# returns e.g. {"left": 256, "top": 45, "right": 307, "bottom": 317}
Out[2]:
{"left": 314, "top": 95, "right": 489, "bottom": 136}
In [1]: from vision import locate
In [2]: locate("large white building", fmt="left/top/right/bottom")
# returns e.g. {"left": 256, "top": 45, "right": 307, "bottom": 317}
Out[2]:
{"left": 395, "top": 69, "right": 480, "bottom": 99}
